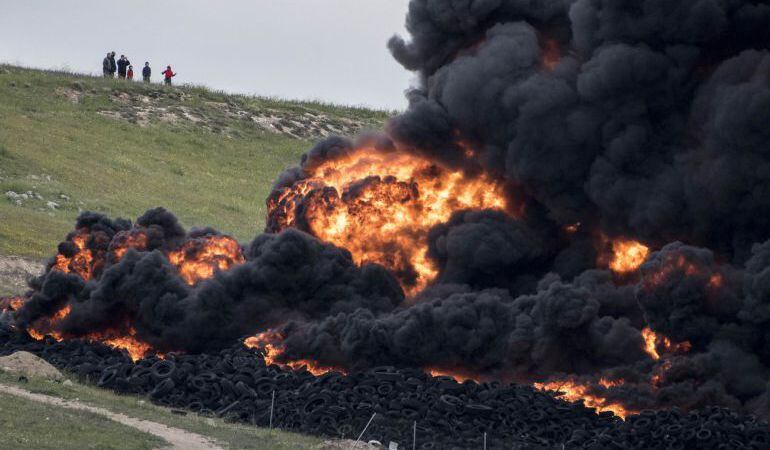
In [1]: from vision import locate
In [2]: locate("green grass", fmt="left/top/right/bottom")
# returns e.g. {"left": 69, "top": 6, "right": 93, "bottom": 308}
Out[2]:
{"left": 0, "top": 391, "right": 165, "bottom": 450}
{"left": 0, "top": 65, "right": 389, "bottom": 258}
{"left": 0, "top": 371, "right": 327, "bottom": 449}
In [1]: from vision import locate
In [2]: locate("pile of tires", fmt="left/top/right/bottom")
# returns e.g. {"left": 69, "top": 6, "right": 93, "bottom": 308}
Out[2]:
{"left": 0, "top": 326, "right": 767, "bottom": 449}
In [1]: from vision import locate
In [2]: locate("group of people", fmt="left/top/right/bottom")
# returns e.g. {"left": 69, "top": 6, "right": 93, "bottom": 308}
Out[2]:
{"left": 102, "top": 51, "right": 177, "bottom": 85}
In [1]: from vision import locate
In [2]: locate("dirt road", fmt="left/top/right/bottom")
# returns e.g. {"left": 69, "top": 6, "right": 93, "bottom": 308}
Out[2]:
{"left": 0, "top": 383, "right": 223, "bottom": 450}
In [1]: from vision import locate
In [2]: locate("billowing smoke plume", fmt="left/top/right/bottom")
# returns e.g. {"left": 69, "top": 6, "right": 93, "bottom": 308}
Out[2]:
{"left": 259, "top": 0, "right": 770, "bottom": 418}
{"left": 389, "top": 0, "right": 770, "bottom": 260}
{"left": 9, "top": 0, "right": 770, "bottom": 422}
{"left": 15, "top": 209, "right": 403, "bottom": 354}
{"left": 273, "top": 271, "right": 646, "bottom": 377}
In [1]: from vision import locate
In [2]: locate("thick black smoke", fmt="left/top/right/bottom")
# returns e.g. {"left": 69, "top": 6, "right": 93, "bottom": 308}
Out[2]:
{"left": 274, "top": 272, "right": 646, "bottom": 378}
{"left": 389, "top": 0, "right": 770, "bottom": 260}
{"left": 16, "top": 212, "right": 130, "bottom": 327}
{"left": 15, "top": 210, "right": 403, "bottom": 354}
{"left": 256, "top": 0, "right": 770, "bottom": 419}
{"left": 10, "top": 0, "right": 770, "bottom": 422}
{"left": 426, "top": 210, "right": 549, "bottom": 295}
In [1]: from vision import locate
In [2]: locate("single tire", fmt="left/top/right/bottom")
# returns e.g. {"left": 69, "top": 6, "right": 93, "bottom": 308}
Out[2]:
{"left": 97, "top": 368, "right": 118, "bottom": 387}
{"left": 151, "top": 360, "right": 176, "bottom": 380}
{"left": 695, "top": 428, "right": 713, "bottom": 441}
{"left": 150, "top": 378, "right": 175, "bottom": 398}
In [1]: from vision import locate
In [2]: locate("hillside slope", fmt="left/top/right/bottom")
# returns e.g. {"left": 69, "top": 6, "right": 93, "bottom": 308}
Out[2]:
{"left": 0, "top": 65, "right": 390, "bottom": 261}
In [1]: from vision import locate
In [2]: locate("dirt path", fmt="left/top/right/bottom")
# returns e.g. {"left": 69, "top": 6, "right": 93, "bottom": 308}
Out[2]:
{"left": 0, "top": 383, "right": 223, "bottom": 450}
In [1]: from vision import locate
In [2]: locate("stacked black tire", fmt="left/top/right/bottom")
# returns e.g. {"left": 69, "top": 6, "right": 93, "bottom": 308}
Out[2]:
{"left": 0, "top": 327, "right": 767, "bottom": 449}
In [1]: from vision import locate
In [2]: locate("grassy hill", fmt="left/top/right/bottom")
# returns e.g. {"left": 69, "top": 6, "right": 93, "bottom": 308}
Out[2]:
{"left": 0, "top": 65, "right": 390, "bottom": 259}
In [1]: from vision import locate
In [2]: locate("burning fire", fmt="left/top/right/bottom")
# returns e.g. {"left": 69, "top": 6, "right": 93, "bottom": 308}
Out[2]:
{"left": 425, "top": 367, "right": 480, "bottom": 383}
{"left": 14, "top": 226, "right": 245, "bottom": 360}
{"left": 640, "top": 251, "right": 727, "bottom": 297}
{"left": 110, "top": 230, "right": 148, "bottom": 261}
{"left": 651, "top": 360, "right": 672, "bottom": 388}
{"left": 167, "top": 235, "right": 245, "bottom": 285}
{"left": 27, "top": 304, "right": 151, "bottom": 361}
{"left": 641, "top": 327, "right": 692, "bottom": 360}
{"left": 608, "top": 239, "right": 650, "bottom": 274}
{"left": 642, "top": 327, "right": 661, "bottom": 360}
{"left": 101, "top": 329, "right": 153, "bottom": 362}
{"left": 0, "top": 296, "right": 25, "bottom": 312}
{"left": 28, "top": 305, "right": 71, "bottom": 341}
{"left": 244, "top": 333, "right": 343, "bottom": 376}
{"left": 535, "top": 378, "right": 634, "bottom": 418}
{"left": 53, "top": 230, "right": 95, "bottom": 280}
{"left": 267, "top": 147, "right": 510, "bottom": 294}
{"left": 564, "top": 222, "right": 581, "bottom": 233}
{"left": 542, "top": 38, "right": 561, "bottom": 70}
{"left": 708, "top": 272, "right": 724, "bottom": 289}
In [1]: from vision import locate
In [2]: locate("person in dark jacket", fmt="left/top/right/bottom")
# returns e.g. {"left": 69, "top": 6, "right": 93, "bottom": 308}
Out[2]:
{"left": 116, "top": 55, "right": 130, "bottom": 79}
{"left": 102, "top": 52, "right": 112, "bottom": 77}
{"left": 109, "top": 52, "right": 117, "bottom": 77}
{"left": 142, "top": 62, "right": 151, "bottom": 83}
{"left": 161, "top": 66, "right": 176, "bottom": 86}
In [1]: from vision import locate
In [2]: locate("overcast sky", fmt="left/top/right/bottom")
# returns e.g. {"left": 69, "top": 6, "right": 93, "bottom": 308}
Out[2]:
{"left": 0, "top": 0, "right": 414, "bottom": 110}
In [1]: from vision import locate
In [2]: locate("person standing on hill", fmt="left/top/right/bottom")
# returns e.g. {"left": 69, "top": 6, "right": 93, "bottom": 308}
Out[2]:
{"left": 117, "top": 55, "right": 130, "bottom": 79}
{"left": 102, "top": 52, "right": 112, "bottom": 77}
{"left": 142, "top": 62, "right": 151, "bottom": 83}
{"left": 108, "top": 52, "right": 117, "bottom": 77}
{"left": 127, "top": 65, "right": 134, "bottom": 80}
{"left": 161, "top": 65, "right": 176, "bottom": 86}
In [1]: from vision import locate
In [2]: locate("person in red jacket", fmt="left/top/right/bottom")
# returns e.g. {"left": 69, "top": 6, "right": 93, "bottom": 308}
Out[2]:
{"left": 127, "top": 65, "right": 134, "bottom": 80}
{"left": 162, "top": 66, "right": 176, "bottom": 86}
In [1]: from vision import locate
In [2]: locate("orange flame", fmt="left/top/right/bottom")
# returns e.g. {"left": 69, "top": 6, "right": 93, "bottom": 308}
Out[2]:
{"left": 110, "top": 230, "right": 148, "bottom": 261}
{"left": 167, "top": 235, "right": 245, "bottom": 285}
{"left": 641, "top": 252, "right": 724, "bottom": 295}
{"left": 608, "top": 239, "right": 649, "bottom": 274}
{"left": 99, "top": 329, "right": 153, "bottom": 362}
{"left": 425, "top": 367, "right": 481, "bottom": 383}
{"left": 244, "top": 333, "right": 344, "bottom": 376}
{"left": 534, "top": 378, "right": 634, "bottom": 419}
{"left": 268, "top": 147, "right": 510, "bottom": 295}
{"left": 27, "top": 304, "right": 152, "bottom": 361}
{"left": 641, "top": 327, "right": 691, "bottom": 361}
{"left": 0, "top": 296, "right": 25, "bottom": 312}
{"left": 642, "top": 327, "right": 661, "bottom": 360}
{"left": 708, "top": 272, "right": 724, "bottom": 289}
{"left": 28, "top": 304, "right": 71, "bottom": 341}
{"left": 542, "top": 39, "right": 561, "bottom": 70}
{"left": 564, "top": 222, "right": 581, "bottom": 233}
{"left": 53, "top": 230, "right": 95, "bottom": 280}
{"left": 651, "top": 360, "right": 672, "bottom": 388}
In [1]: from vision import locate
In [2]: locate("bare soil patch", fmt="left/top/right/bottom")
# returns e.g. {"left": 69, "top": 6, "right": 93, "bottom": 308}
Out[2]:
{"left": 0, "top": 255, "right": 44, "bottom": 296}
{"left": 0, "top": 351, "right": 63, "bottom": 380}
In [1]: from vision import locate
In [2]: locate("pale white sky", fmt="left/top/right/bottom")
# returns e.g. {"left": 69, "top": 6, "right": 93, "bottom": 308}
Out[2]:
{"left": 0, "top": 0, "right": 414, "bottom": 110}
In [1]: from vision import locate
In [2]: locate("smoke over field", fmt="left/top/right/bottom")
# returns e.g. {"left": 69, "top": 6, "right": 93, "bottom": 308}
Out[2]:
{"left": 5, "top": 0, "right": 770, "bottom": 423}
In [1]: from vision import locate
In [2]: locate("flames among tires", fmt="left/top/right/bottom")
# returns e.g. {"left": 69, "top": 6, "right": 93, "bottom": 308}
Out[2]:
{"left": 3, "top": 0, "right": 770, "bottom": 445}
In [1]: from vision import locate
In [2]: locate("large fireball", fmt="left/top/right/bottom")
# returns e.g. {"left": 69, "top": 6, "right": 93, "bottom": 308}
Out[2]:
{"left": 267, "top": 146, "right": 510, "bottom": 295}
